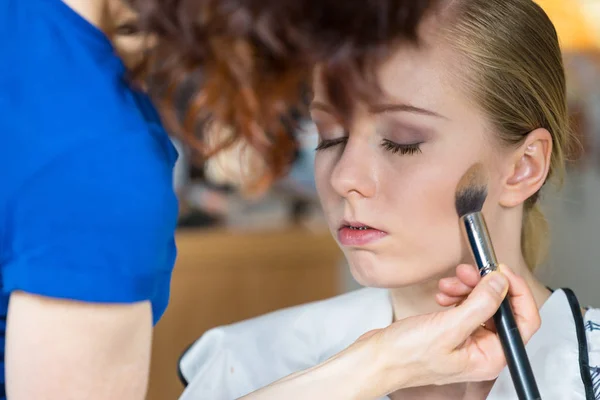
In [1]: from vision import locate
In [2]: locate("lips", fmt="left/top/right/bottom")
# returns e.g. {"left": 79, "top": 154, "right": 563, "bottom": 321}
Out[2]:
{"left": 337, "top": 221, "right": 388, "bottom": 246}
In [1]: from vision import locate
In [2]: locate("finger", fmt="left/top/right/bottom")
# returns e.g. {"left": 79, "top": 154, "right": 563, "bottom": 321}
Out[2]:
{"left": 455, "top": 264, "right": 481, "bottom": 288}
{"left": 446, "top": 271, "right": 508, "bottom": 347}
{"left": 435, "top": 292, "right": 464, "bottom": 307}
{"left": 500, "top": 264, "right": 530, "bottom": 298}
{"left": 438, "top": 276, "right": 474, "bottom": 298}
{"left": 498, "top": 264, "right": 541, "bottom": 342}
{"left": 456, "top": 326, "right": 508, "bottom": 381}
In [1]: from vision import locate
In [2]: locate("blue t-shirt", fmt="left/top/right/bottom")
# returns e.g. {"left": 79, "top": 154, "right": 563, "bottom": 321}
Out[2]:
{"left": 0, "top": 0, "right": 179, "bottom": 396}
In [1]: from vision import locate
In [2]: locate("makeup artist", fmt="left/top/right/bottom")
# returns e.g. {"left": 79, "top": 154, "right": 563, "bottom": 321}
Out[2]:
{"left": 0, "top": 0, "right": 541, "bottom": 399}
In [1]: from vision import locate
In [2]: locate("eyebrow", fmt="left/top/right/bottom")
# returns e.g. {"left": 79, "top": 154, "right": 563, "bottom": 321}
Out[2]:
{"left": 309, "top": 101, "right": 447, "bottom": 119}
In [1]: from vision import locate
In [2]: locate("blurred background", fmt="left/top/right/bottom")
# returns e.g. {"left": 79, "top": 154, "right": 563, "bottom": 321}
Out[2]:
{"left": 147, "top": 1, "right": 600, "bottom": 398}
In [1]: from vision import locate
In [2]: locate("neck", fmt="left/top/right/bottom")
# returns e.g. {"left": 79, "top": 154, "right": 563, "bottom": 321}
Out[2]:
{"left": 390, "top": 258, "right": 551, "bottom": 323}
{"left": 391, "top": 210, "right": 552, "bottom": 320}
{"left": 390, "top": 273, "right": 450, "bottom": 320}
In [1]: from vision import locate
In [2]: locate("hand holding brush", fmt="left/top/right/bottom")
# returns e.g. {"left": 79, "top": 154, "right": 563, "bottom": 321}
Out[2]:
{"left": 453, "top": 163, "right": 542, "bottom": 400}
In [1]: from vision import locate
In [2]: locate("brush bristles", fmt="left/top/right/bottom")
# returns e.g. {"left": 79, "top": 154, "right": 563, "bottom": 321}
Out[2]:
{"left": 455, "top": 163, "right": 488, "bottom": 217}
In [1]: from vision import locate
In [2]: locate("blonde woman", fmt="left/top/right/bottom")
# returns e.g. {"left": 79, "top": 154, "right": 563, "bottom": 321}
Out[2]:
{"left": 180, "top": 1, "right": 600, "bottom": 399}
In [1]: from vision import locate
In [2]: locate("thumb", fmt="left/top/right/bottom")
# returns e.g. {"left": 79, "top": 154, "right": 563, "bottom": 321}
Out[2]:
{"left": 448, "top": 271, "right": 508, "bottom": 345}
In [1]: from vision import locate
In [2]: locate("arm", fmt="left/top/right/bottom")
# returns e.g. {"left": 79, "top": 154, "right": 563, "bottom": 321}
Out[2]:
{"left": 3, "top": 132, "right": 178, "bottom": 399}
{"left": 242, "top": 267, "right": 540, "bottom": 399}
{"left": 239, "top": 339, "right": 392, "bottom": 400}
{"left": 6, "top": 293, "right": 152, "bottom": 400}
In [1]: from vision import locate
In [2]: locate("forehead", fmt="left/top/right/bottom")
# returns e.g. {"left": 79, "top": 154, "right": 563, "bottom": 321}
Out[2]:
{"left": 377, "top": 38, "right": 460, "bottom": 117}
{"left": 313, "top": 37, "right": 470, "bottom": 113}
{"left": 312, "top": 10, "right": 486, "bottom": 129}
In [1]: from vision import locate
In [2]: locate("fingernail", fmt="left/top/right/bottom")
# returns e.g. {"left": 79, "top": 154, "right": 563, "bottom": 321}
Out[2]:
{"left": 488, "top": 272, "right": 508, "bottom": 295}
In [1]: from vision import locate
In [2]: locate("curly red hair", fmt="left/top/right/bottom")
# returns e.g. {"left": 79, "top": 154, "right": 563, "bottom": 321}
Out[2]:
{"left": 130, "top": 0, "right": 435, "bottom": 193}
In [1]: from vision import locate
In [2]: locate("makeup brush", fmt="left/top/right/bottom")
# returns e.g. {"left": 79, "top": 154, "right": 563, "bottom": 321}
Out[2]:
{"left": 455, "top": 164, "right": 541, "bottom": 400}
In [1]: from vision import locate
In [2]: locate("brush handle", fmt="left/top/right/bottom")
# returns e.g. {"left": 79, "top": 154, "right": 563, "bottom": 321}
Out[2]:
{"left": 460, "top": 212, "right": 541, "bottom": 398}
{"left": 493, "top": 297, "right": 541, "bottom": 400}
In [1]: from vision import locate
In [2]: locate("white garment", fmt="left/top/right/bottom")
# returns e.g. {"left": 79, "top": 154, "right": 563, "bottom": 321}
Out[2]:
{"left": 179, "top": 288, "right": 600, "bottom": 399}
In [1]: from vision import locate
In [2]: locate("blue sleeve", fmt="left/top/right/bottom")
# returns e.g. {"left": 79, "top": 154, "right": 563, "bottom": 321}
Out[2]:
{"left": 3, "top": 132, "right": 178, "bottom": 324}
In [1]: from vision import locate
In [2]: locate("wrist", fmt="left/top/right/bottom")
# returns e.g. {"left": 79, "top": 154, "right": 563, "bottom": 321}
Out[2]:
{"left": 331, "top": 341, "right": 380, "bottom": 399}
{"left": 340, "top": 337, "right": 411, "bottom": 399}
{"left": 351, "top": 333, "right": 417, "bottom": 397}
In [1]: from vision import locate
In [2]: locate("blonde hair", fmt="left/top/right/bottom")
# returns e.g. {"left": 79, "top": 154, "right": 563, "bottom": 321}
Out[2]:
{"left": 443, "top": 0, "right": 572, "bottom": 269}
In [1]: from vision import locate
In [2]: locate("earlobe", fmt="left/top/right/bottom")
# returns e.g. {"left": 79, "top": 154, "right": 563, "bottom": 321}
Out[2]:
{"left": 499, "top": 128, "right": 552, "bottom": 208}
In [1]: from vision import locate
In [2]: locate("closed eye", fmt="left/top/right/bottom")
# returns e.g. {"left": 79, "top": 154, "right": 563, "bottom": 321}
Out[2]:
{"left": 381, "top": 139, "right": 422, "bottom": 155}
{"left": 315, "top": 137, "right": 348, "bottom": 151}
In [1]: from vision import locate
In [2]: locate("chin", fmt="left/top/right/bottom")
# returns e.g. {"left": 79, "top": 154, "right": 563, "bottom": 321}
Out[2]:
{"left": 345, "top": 250, "right": 440, "bottom": 288}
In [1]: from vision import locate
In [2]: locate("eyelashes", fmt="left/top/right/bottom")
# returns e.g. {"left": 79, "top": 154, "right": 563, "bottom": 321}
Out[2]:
{"left": 380, "top": 139, "right": 422, "bottom": 155}
{"left": 315, "top": 137, "right": 347, "bottom": 151}
{"left": 315, "top": 137, "right": 422, "bottom": 156}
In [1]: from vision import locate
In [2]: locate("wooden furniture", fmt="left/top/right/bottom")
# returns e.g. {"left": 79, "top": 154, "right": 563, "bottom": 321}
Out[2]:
{"left": 146, "top": 227, "right": 343, "bottom": 400}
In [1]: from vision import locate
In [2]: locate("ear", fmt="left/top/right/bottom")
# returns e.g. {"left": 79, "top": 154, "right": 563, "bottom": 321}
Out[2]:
{"left": 499, "top": 128, "right": 553, "bottom": 208}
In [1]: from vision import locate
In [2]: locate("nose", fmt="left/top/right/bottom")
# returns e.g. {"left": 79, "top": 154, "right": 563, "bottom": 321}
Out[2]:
{"left": 330, "top": 136, "right": 378, "bottom": 199}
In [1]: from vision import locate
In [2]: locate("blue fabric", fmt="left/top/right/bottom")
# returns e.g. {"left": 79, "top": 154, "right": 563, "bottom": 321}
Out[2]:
{"left": 0, "top": 0, "right": 179, "bottom": 396}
